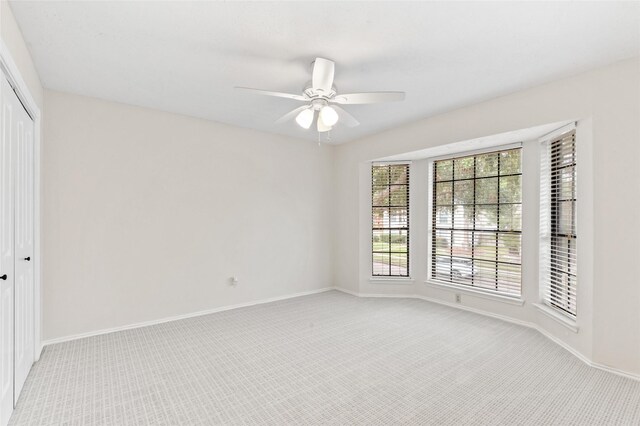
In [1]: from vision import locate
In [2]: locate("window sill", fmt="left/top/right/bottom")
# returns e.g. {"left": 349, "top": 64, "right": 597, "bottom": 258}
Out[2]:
{"left": 423, "top": 279, "right": 525, "bottom": 306}
{"left": 369, "top": 277, "right": 414, "bottom": 284}
{"left": 533, "top": 303, "right": 579, "bottom": 333}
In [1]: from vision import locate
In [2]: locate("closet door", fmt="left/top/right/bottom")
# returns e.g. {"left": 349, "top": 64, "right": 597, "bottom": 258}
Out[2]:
{"left": 13, "top": 97, "right": 33, "bottom": 402}
{"left": 0, "top": 76, "right": 15, "bottom": 426}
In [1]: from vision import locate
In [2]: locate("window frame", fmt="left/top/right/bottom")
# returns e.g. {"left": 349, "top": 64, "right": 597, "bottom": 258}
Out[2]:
{"left": 540, "top": 128, "right": 578, "bottom": 318}
{"left": 371, "top": 162, "right": 411, "bottom": 278}
{"left": 428, "top": 146, "right": 523, "bottom": 298}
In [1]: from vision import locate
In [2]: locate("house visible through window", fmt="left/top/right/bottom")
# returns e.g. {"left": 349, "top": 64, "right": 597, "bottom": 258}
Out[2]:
{"left": 540, "top": 129, "right": 577, "bottom": 317}
{"left": 372, "top": 163, "right": 409, "bottom": 277}
{"left": 431, "top": 148, "right": 522, "bottom": 296}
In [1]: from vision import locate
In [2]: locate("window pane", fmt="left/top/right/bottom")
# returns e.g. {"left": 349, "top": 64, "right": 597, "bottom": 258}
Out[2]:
{"left": 389, "top": 208, "right": 409, "bottom": 228}
{"left": 390, "top": 254, "right": 408, "bottom": 276}
{"left": 498, "top": 233, "right": 521, "bottom": 264}
{"left": 498, "top": 263, "right": 521, "bottom": 294}
{"left": 389, "top": 208, "right": 408, "bottom": 228}
{"left": 454, "top": 180, "right": 474, "bottom": 204}
{"left": 390, "top": 165, "right": 408, "bottom": 184}
{"left": 499, "top": 175, "right": 521, "bottom": 203}
{"left": 500, "top": 149, "right": 521, "bottom": 175}
{"left": 552, "top": 237, "right": 577, "bottom": 275}
{"left": 454, "top": 157, "right": 475, "bottom": 180}
{"left": 373, "top": 253, "right": 390, "bottom": 275}
{"left": 372, "top": 230, "right": 389, "bottom": 252}
{"left": 475, "top": 205, "right": 498, "bottom": 230}
{"left": 372, "top": 166, "right": 389, "bottom": 186}
{"left": 434, "top": 206, "right": 452, "bottom": 228}
{"left": 389, "top": 185, "right": 408, "bottom": 206}
{"left": 474, "top": 260, "right": 497, "bottom": 290}
{"left": 499, "top": 204, "right": 522, "bottom": 232}
{"left": 372, "top": 207, "right": 389, "bottom": 228}
{"left": 434, "top": 256, "right": 451, "bottom": 280}
{"left": 389, "top": 230, "right": 408, "bottom": 253}
{"left": 557, "top": 201, "right": 575, "bottom": 235}
{"left": 372, "top": 186, "right": 388, "bottom": 206}
{"left": 476, "top": 177, "right": 498, "bottom": 204}
{"left": 435, "top": 230, "right": 451, "bottom": 255}
{"left": 453, "top": 205, "right": 474, "bottom": 230}
{"left": 451, "top": 230, "right": 473, "bottom": 259}
{"left": 558, "top": 166, "right": 575, "bottom": 200}
{"left": 476, "top": 153, "right": 499, "bottom": 177}
{"left": 435, "top": 160, "right": 453, "bottom": 181}
{"left": 451, "top": 257, "right": 473, "bottom": 286}
{"left": 473, "top": 232, "right": 496, "bottom": 261}
{"left": 435, "top": 182, "right": 452, "bottom": 205}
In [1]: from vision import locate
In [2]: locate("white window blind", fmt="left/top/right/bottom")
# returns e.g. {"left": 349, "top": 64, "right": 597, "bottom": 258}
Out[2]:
{"left": 540, "top": 127, "right": 577, "bottom": 317}
{"left": 431, "top": 148, "right": 522, "bottom": 297}
{"left": 372, "top": 163, "right": 410, "bottom": 277}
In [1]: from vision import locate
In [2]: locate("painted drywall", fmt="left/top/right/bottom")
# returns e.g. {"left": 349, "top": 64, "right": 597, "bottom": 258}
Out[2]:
{"left": 43, "top": 90, "right": 334, "bottom": 340}
{"left": 333, "top": 57, "right": 640, "bottom": 376}
{"left": 0, "top": 0, "right": 42, "bottom": 108}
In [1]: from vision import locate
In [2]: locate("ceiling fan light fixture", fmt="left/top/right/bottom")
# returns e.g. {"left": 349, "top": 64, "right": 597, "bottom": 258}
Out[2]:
{"left": 319, "top": 106, "right": 339, "bottom": 127}
{"left": 295, "top": 108, "right": 314, "bottom": 129}
{"left": 237, "top": 57, "right": 405, "bottom": 135}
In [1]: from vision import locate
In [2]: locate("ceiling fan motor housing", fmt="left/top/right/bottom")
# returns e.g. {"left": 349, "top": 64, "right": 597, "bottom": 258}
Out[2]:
{"left": 303, "top": 82, "right": 337, "bottom": 100}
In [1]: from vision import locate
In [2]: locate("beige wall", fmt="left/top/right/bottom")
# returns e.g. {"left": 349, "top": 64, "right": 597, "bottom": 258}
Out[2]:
{"left": 43, "top": 90, "right": 334, "bottom": 340}
{"left": 333, "top": 57, "right": 640, "bottom": 376}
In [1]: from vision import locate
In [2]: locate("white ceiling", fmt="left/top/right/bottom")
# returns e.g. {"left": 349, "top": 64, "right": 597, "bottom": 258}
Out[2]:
{"left": 9, "top": 1, "right": 640, "bottom": 144}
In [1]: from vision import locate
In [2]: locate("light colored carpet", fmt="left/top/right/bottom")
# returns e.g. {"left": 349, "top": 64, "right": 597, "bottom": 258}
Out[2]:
{"left": 9, "top": 290, "right": 640, "bottom": 425}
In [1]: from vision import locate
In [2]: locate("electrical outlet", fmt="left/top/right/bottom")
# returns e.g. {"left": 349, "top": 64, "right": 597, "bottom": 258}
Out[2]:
{"left": 455, "top": 294, "right": 461, "bottom": 303}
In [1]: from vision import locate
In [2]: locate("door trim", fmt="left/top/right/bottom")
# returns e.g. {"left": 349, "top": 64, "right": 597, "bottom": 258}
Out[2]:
{"left": 0, "top": 40, "right": 42, "bottom": 362}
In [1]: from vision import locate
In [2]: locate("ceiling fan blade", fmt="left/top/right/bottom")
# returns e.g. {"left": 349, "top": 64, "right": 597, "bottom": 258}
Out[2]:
{"left": 235, "top": 87, "right": 307, "bottom": 101}
{"left": 317, "top": 114, "right": 332, "bottom": 133}
{"left": 332, "top": 91, "right": 405, "bottom": 105}
{"left": 275, "top": 105, "right": 311, "bottom": 124}
{"left": 312, "top": 58, "right": 335, "bottom": 94}
{"left": 331, "top": 105, "right": 359, "bottom": 128}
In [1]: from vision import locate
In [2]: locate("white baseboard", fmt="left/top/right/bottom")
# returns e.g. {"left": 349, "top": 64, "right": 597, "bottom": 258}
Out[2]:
{"left": 41, "top": 285, "right": 639, "bottom": 382}
{"left": 42, "top": 287, "right": 334, "bottom": 347}
{"left": 333, "top": 286, "right": 640, "bottom": 382}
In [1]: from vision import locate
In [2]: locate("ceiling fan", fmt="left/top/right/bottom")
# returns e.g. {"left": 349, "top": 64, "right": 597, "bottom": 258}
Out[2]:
{"left": 236, "top": 58, "right": 405, "bottom": 134}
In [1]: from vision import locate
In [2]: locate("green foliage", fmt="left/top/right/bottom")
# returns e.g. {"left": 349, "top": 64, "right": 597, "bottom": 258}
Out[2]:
{"left": 372, "top": 164, "right": 409, "bottom": 207}
{"left": 372, "top": 233, "right": 407, "bottom": 245}
{"left": 435, "top": 160, "right": 452, "bottom": 181}
{"left": 476, "top": 177, "right": 498, "bottom": 204}
{"left": 435, "top": 182, "right": 452, "bottom": 205}
{"left": 500, "top": 149, "right": 521, "bottom": 175}
{"left": 476, "top": 153, "right": 499, "bottom": 177}
{"left": 454, "top": 157, "right": 474, "bottom": 179}
{"left": 454, "top": 180, "right": 474, "bottom": 204}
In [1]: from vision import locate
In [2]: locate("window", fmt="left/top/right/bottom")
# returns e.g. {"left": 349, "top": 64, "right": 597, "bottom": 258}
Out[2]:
{"left": 431, "top": 148, "right": 522, "bottom": 297}
{"left": 540, "top": 129, "right": 577, "bottom": 317}
{"left": 372, "top": 163, "right": 409, "bottom": 277}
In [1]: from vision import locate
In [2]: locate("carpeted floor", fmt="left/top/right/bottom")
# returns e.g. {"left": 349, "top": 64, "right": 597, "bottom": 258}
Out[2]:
{"left": 9, "top": 290, "right": 640, "bottom": 425}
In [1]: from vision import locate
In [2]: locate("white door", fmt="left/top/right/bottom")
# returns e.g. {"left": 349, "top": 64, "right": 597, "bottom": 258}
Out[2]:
{"left": 13, "top": 92, "right": 33, "bottom": 403}
{"left": 0, "top": 76, "right": 15, "bottom": 426}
